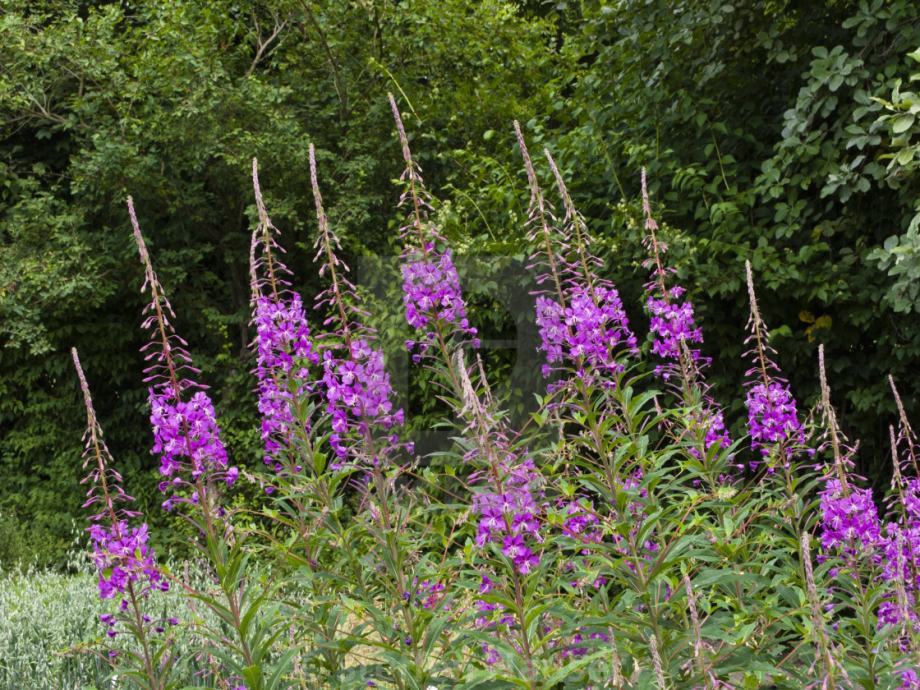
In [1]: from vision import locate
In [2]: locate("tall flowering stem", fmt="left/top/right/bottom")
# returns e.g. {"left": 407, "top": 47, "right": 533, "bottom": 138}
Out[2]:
{"left": 515, "top": 125, "right": 635, "bottom": 387}
{"left": 309, "top": 143, "right": 437, "bottom": 678}
{"left": 455, "top": 352, "right": 544, "bottom": 683}
{"left": 381, "top": 109, "right": 557, "bottom": 674}
{"left": 250, "top": 159, "right": 320, "bottom": 476}
{"left": 816, "top": 345, "right": 881, "bottom": 556}
{"left": 72, "top": 348, "right": 169, "bottom": 688}
{"left": 389, "top": 93, "right": 478, "bottom": 380}
{"left": 640, "top": 169, "right": 702, "bottom": 383}
{"left": 878, "top": 380, "right": 920, "bottom": 642}
{"left": 514, "top": 120, "right": 566, "bottom": 307}
{"left": 129, "top": 198, "right": 237, "bottom": 514}
{"left": 743, "top": 260, "right": 805, "bottom": 467}
{"left": 309, "top": 144, "right": 405, "bottom": 470}
{"left": 130, "top": 199, "right": 273, "bottom": 684}
{"left": 639, "top": 168, "right": 730, "bottom": 460}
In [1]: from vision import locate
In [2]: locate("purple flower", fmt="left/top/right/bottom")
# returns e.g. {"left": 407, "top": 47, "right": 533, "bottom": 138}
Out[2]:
{"left": 882, "top": 524, "right": 920, "bottom": 591}
{"left": 90, "top": 521, "right": 166, "bottom": 600}
{"left": 701, "top": 407, "right": 731, "bottom": 451}
{"left": 402, "top": 249, "right": 478, "bottom": 358}
{"left": 501, "top": 534, "right": 539, "bottom": 574}
{"left": 818, "top": 479, "right": 882, "bottom": 554}
{"left": 878, "top": 599, "right": 915, "bottom": 629}
{"left": 322, "top": 339, "right": 404, "bottom": 467}
{"left": 899, "top": 669, "right": 919, "bottom": 688}
{"left": 903, "top": 479, "right": 920, "bottom": 522}
{"left": 561, "top": 500, "right": 601, "bottom": 544}
{"left": 131, "top": 200, "right": 237, "bottom": 503}
{"left": 685, "top": 406, "right": 733, "bottom": 460}
{"left": 390, "top": 96, "right": 478, "bottom": 361}
{"left": 647, "top": 286, "right": 703, "bottom": 362}
{"left": 535, "top": 285, "right": 636, "bottom": 380}
{"left": 404, "top": 578, "right": 447, "bottom": 610}
{"left": 481, "top": 643, "right": 501, "bottom": 666}
{"left": 73, "top": 348, "right": 166, "bottom": 640}
{"left": 253, "top": 294, "right": 319, "bottom": 471}
{"left": 149, "top": 388, "right": 236, "bottom": 497}
{"left": 745, "top": 381, "right": 805, "bottom": 457}
{"left": 472, "top": 457, "right": 543, "bottom": 575}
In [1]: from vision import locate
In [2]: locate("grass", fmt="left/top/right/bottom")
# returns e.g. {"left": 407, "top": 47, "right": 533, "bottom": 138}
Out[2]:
{"left": 0, "top": 555, "right": 221, "bottom": 690}
{"left": 0, "top": 566, "right": 114, "bottom": 689}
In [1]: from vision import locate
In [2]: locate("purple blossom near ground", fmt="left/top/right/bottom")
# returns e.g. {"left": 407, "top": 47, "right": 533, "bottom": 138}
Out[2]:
{"left": 73, "top": 347, "right": 166, "bottom": 641}
{"left": 699, "top": 407, "right": 732, "bottom": 452}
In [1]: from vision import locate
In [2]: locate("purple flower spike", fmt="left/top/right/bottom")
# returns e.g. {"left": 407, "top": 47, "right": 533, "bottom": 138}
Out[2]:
{"left": 249, "top": 161, "right": 322, "bottom": 472}
{"left": 401, "top": 250, "right": 478, "bottom": 348}
{"left": 640, "top": 168, "right": 703, "bottom": 373}
{"left": 390, "top": 94, "right": 479, "bottom": 359}
{"left": 516, "top": 125, "right": 636, "bottom": 389}
{"left": 130, "top": 198, "right": 237, "bottom": 504}
{"left": 72, "top": 349, "right": 167, "bottom": 638}
{"left": 89, "top": 521, "right": 166, "bottom": 600}
{"left": 647, "top": 287, "right": 703, "bottom": 363}
{"left": 310, "top": 145, "right": 405, "bottom": 468}
{"left": 818, "top": 479, "right": 882, "bottom": 554}
{"left": 473, "top": 454, "right": 543, "bottom": 575}
{"left": 742, "top": 261, "right": 806, "bottom": 465}
{"left": 149, "top": 389, "right": 230, "bottom": 485}
{"left": 899, "top": 669, "right": 919, "bottom": 688}
{"left": 746, "top": 382, "right": 805, "bottom": 457}
{"left": 536, "top": 285, "right": 635, "bottom": 381}
{"left": 322, "top": 339, "right": 404, "bottom": 466}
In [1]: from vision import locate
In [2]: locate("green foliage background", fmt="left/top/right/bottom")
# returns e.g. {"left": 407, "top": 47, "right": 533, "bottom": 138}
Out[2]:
{"left": 1, "top": 0, "right": 918, "bottom": 566}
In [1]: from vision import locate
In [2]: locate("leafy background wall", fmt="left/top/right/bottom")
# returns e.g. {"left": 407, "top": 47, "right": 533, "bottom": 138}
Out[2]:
{"left": 1, "top": 0, "right": 918, "bottom": 565}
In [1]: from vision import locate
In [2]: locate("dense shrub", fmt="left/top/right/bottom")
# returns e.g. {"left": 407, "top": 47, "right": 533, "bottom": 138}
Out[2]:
{"left": 5, "top": 1, "right": 920, "bottom": 563}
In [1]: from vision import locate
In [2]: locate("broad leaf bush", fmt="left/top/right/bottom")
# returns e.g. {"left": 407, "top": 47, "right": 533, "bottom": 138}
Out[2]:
{"left": 63, "top": 100, "right": 920, "bottom": 689}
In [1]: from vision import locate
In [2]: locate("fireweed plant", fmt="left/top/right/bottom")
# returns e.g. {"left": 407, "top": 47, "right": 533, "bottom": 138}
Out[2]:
{"left": 129, "top": 199, "right": 289, "bottom": 690}
{"left": 71, "top": 347, "right": 173, "bottom": 689}
{"left": 68, "top": 104, "right": 920, "bottom": 688}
